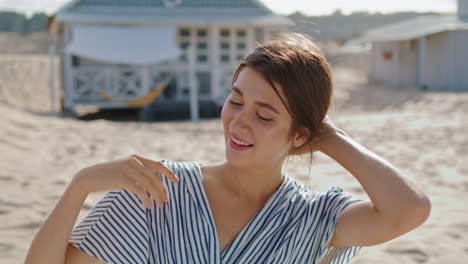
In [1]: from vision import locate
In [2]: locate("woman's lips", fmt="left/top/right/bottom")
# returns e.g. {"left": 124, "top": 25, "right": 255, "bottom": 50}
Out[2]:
{"left": 229, "top": 137, "right": 254, "bottom": 151}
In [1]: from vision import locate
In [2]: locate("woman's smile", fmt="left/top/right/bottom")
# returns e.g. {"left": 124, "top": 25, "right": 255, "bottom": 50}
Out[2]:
{"left": 229, "top": 135, "right": 255, "bottom": 151}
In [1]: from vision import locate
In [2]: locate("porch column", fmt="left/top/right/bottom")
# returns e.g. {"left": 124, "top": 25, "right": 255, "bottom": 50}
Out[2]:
{"left": 229, "top": 27, "right": 236, "bottom": 65}
{"left": 393, "top": 42, "right": 400, "bottom": 87}
{"left": 210, "top": 24, "right": 221, "bottom": 101}
{"left": 369, "top": 43, "right": 376, "bottom": 81}
{"left": 417, "top": 37, "right": 427, "bottom": 89}
{"left": 246, "top": 26, "right": 255, "bottom": 53}
{"left": 63, "top": 25, "right": 74, "bottom": 111}
{"left": 448, "top": 31, "right": 456, "bottom": 90}
{"left": 141, "top": 66, "right": 150, "bottom": 96}
{"left": 49, "top": 44, "right": 56, "bottom": 116}
{"left": 63, "top": 53, "right": 74, "bottom": 110}
{"left": 188, "top": 45, "right": 199, "bottom": 121}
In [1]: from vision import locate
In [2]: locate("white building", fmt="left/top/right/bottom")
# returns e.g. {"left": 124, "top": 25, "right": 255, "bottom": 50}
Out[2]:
{"left": 360, "top": 0, "right": 468, "bottom": 91}
{"left": 49, "top": 0, "right": 292, "bottom": 120}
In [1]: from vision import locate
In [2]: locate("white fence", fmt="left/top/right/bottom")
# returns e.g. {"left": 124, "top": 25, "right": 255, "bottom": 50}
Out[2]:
{"left": 67, "top": 63, "right": 237, "bottom": 109}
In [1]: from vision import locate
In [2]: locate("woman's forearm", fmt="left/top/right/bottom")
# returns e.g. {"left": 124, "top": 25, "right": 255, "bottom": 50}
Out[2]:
{"left": 25, "top": 172, "right": 89, "bottom": 264}
{"left": 319, "top": 130, "right": 431, "bottom": 225}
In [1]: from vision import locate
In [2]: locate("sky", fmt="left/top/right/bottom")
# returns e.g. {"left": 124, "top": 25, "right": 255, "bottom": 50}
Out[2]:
{"left": 0, "top": 0, "right": 458, "bottom": 17}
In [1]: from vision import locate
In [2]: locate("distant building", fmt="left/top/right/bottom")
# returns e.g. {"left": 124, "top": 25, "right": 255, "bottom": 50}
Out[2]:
{"left": 359, "top": 0, "right": 468, "bottom": 91}
{"left": 48, "top": 0, "right": 292, "bottom": 119}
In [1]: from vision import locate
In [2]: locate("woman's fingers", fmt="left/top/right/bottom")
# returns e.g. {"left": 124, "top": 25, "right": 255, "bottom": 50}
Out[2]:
{"left": 137, "top": 170, "right": 167, "bottom": 208}
{"left": 124, "top": 177, "right": 153, "bottom": 209}
{"left": 126, "top": 168, "right": 165, "bottom": 208}
{"left": 132, "top": 155, "right": 179, "bottom": 183}
{"left": 128, "top": 158, "right": 169, "bottom": 206}
{"left": 73, "top": 155, "right": 177, "bottom": 209}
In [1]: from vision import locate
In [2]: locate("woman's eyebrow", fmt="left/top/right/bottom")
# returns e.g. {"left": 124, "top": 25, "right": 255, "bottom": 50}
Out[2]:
{"left": 231, "top": 86, "right": 280, "bottom": 114}
{"left": 231, "top": 86, "right": 244, "bottom": 96}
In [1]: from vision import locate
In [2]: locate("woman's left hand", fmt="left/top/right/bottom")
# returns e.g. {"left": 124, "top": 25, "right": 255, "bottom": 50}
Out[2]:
{"left": 291, "top": 115, "right": 343, "bottom": 155}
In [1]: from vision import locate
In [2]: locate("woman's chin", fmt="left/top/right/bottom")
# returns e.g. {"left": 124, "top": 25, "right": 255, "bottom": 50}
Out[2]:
{"left": 225, "top": 151, "right": 254, "bottom": 167}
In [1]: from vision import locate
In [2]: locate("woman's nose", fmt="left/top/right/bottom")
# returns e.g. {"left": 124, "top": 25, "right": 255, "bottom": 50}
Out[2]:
{"left": 232, "top": 109, "right": 252, "bottom": 131}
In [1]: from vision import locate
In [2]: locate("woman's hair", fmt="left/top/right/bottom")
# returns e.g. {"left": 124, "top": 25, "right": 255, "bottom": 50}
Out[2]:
{"left": 231, "top": 32, "right": 333, "bottom": 154}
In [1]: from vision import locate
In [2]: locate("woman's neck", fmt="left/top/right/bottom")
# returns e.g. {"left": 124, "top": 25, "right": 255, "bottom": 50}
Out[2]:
{"left": 207, "top": 160, "right": 285, "bottom": 204}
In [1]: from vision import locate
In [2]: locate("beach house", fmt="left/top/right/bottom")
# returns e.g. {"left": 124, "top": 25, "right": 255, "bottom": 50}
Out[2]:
{"left": 360, "top": 0, "right": 468, "bottom": 91}
{"left": 49, "top": 0, "right": 292, "bottom": 120}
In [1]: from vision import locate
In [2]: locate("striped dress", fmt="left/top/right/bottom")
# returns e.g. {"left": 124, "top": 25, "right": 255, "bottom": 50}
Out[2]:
{"left": 69, "top": 160, "right": 365, "bottom": 263}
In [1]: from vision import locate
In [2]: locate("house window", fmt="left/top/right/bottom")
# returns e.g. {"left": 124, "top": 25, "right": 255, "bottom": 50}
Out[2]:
{"left": 177, "top": 27, "right": 210, "bottom": 64}
{"left": 221, "top": 55, "right": 230, "bottom": 62}
{"left": 197, "top": 42, "right": 207, "bottom": 49}
{"left": 179, "top": 28, "right": 190, "bottom": 37}
{"left": 180, "top": 42, "right": 190, "bottom": 49}
{"left": 237, "top": 30, "right": 246, "bottom": 37}
{"left": 221, "top": 29, "right": 230, "bottom": 37}
{"left": 237, "top": 43, "right": 246, "bottom": 50}
{"left": 72, "top": 56, "right": 80, "bottom": 67}
{"left": 197, "top": 55, "right": 208, "bottom": 63}
{"left": 197, "top": 29, "right": 207, "bottom": 37}
{"left": 220, "top": 28, "right": 233, "bottom": 64}
{"left": 197, "top": 72, "right": 211, "bottom": 96}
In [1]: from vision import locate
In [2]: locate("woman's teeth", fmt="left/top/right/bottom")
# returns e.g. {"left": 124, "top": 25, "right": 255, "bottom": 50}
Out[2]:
{"left": 232, "top": 137, "right": 253, "bottom": 146}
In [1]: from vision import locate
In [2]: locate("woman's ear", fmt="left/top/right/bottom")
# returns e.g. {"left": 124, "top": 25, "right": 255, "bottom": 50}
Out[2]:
{"left": 293, "top": 127, "right": 310, "bottom": 148}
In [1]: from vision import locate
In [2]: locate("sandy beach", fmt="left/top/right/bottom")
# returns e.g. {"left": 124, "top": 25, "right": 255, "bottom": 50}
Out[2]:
{"left": 0, "top": 53, "right": 467, "bottom": 263}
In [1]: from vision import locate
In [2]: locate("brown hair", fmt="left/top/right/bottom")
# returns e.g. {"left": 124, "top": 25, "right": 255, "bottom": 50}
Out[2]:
{"left": 231, "top": 32, "right": 333, "bottom": 154}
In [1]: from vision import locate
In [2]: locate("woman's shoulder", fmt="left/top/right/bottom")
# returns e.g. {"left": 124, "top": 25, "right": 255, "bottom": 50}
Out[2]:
{"left": 159, "top": 159, "right": 202, "bottom": 180}
{"left": 160, "top": 159, "right": 226, "bottom": 182}
{"left": 160, "top": 159, "right": 200, "bottom": 168}
{"left": 288, "top": 179, "right": 364, "bottom": 208}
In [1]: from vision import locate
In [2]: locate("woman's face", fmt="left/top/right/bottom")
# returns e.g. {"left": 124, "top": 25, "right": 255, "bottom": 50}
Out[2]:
{"left": 221, "top": 66, "right": 303, "bottom": 169}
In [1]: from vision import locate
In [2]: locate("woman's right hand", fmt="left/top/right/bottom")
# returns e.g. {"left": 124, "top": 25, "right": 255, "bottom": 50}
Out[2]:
{"left": 72, "top": 154, "right": 179, "bottom": 209}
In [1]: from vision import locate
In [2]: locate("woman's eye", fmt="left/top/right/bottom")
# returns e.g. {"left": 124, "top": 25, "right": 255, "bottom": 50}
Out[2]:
{"left": 229, "top": 99, "right": 272, "bottom": 121}
{"left": 229, "top": 100, "right": 242, "bottom": 106}
{"left": 257, "top": 114, "right": 272, "bottom": 121}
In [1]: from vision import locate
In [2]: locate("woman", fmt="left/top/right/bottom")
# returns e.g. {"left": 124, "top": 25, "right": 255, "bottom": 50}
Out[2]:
{"left": 26, "top": 33, "right": 431, "bottom": 264}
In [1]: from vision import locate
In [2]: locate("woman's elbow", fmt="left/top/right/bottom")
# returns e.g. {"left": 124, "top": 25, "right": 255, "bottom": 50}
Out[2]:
{"left": 398, "top": 194, "right": 432, "bottom": 233}
{"left": 415, "top": 194, "right": 431, "bottom": 226}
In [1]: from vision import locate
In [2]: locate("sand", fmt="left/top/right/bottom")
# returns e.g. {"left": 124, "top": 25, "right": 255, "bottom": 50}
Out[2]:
{"left": 0, "top": 52, "right": 467, "bottom": 263}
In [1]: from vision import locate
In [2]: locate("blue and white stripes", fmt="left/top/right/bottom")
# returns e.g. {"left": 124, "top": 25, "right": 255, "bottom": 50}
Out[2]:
{"left": 69, "top": 189, "right": 150, "bottom": 263}
{"left": 69, "top": 160, "right": 364, "bottom": 263}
